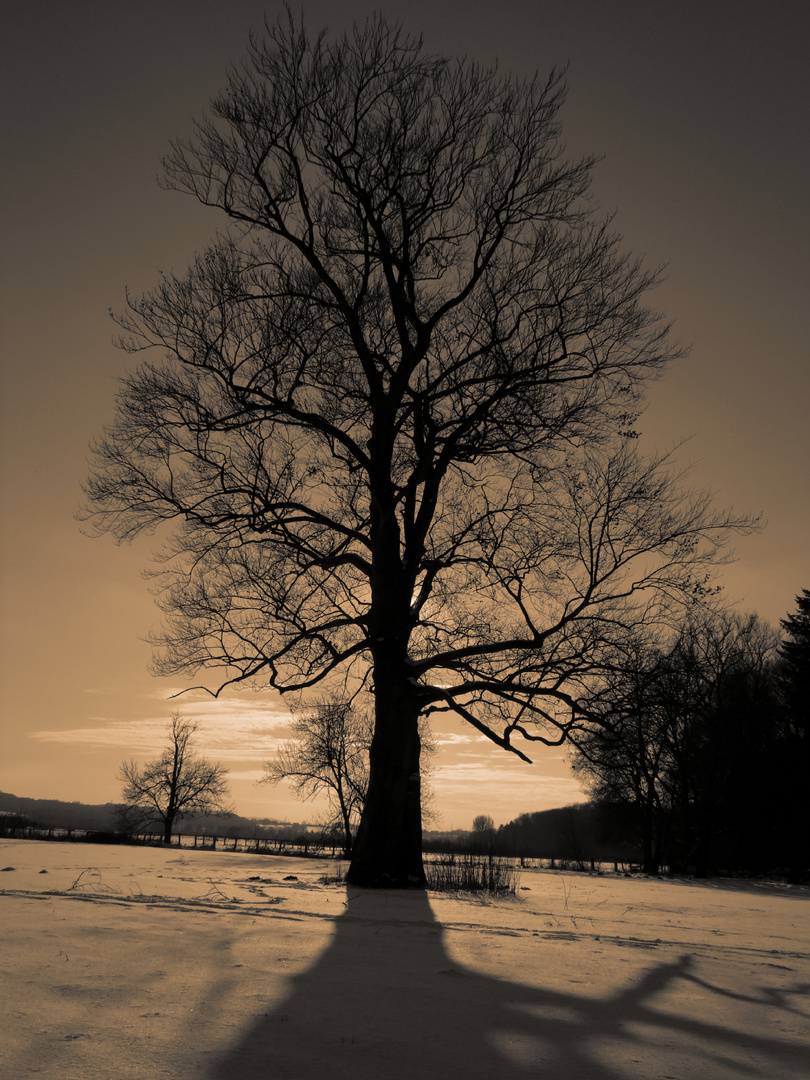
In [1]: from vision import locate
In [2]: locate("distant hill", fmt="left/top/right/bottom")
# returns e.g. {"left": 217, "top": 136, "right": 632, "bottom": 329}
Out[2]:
{"left": 0, "top": 792, "right": 310, "bottom": 837}
{"left": 0, "top": 791, "right": 121, "bottom": 832}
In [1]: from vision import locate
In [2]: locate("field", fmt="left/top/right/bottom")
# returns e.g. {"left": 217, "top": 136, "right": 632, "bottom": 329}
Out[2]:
{"left": 1, "top": 839, "right": 808, "bottom": 1079}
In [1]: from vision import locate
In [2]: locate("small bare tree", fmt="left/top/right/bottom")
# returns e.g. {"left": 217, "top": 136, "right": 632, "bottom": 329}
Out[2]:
{"left": 472, "top": 814, "right": 495, "bottom": 834}
{"left": 471, "top": 813, "right": 496, "bottom": 853}
{"left": 119, "top": 714, "right": 232, "bottom": 843}
{"left": 262, "top": 700, "right": 370, "bottom": 854}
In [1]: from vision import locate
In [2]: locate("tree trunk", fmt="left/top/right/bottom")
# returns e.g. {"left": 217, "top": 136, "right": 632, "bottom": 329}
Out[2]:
{"left": 640, "top": 793, "right": 660, "bottom": 875}
{"left": 347, "top": 672, "right": 425, "bottom": 888}
{"left": 336, "top": 776, "right": 354, "bottom": 857}
{"left": 349, "top": 467, "right": 426, "bottom": 888}
{"left": 640, "top": 824, "right": 658, "bottom": 875}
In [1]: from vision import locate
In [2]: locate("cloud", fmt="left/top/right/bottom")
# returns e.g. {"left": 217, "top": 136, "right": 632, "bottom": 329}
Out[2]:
{"left": 29, "top": 698, "right": 293, "bottom": 761}
{"left": 226, "top": 769, "right": 267, "bottom": 782}
{"left": 435, "top": 759, "right": 581, "bottom": 791}
{"left": 433, "top": 732, "right": 479, "bottom": 748}
{"left": 430, "top": 757, "right": 586, "bottom": 826}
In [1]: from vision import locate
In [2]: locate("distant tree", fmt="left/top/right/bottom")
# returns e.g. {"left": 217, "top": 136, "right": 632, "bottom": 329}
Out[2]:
{"left": 83, "top": 9, "right": 754, "bottom": 887}
{"left": 119, "top": 714, "right": 232, "bottom": 843}
{"left": 261, "top": 700, "right": 371, "bottom": 855}
{"left": 472, "top": 814, "right": 495, "bottom": 834}
{"left": 495, "top": 803, "right": 609, "bottom": 864}
{"left": 471, "top": 813, "right": 496, "bottom": 853}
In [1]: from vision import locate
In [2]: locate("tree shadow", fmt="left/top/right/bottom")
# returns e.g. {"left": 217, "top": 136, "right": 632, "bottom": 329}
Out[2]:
{"left": 208, "top": 888, "right": 809, "bottom": 1079}
{"left": 666, "top": 874, "right": 810, "bottom": 900}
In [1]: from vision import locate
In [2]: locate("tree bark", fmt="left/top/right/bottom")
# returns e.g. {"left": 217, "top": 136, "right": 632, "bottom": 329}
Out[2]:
{"left": 346, "top": 448, "right": 427, "bottom": 887}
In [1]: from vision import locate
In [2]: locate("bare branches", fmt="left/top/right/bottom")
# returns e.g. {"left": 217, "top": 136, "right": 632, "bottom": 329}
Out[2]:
{"left": 118, "top": 714, "right": 232, "bottom": 842}
{"left": 403, "top": 445, "right": 756, "bottom": 748}
{"left": 261, "top": 699, "right": 370, "bottom": 853}
{"left": 82, "top": 11, "right": 759, "bottom": 884}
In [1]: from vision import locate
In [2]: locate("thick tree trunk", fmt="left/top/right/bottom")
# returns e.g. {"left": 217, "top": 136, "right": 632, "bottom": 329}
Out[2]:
{"left": 349, "top": 462, "right": 426, "bottom": 887}
{"left": 347, "top": 672, "right": 425, "bottom": 888}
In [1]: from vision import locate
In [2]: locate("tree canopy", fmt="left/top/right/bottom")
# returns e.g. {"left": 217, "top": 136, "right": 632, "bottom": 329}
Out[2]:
{"left": 84, "top": 11, "right": 753, "bottom": 885}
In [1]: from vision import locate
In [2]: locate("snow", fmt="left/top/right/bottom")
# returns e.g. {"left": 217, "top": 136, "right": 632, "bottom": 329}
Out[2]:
{"left": 1, "top": 839, "right": 808, "bottom": 1079}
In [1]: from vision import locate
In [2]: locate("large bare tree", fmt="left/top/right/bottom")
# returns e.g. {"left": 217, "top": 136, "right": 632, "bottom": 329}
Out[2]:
{"left": 84, "top": 11, "right": 753, "bottom": 885}
{"left": 119, "top": 714, "right": 232, "bottom": 843}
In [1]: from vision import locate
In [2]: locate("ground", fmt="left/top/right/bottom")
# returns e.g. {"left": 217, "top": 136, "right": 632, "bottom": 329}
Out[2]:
{"left": 0, "top": 839, "right": 808, "bottom": 1079}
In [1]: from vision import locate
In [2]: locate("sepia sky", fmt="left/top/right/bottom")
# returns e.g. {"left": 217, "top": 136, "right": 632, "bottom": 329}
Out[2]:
{"left": 1, "top": 0, "right": 808, "bottom": 830}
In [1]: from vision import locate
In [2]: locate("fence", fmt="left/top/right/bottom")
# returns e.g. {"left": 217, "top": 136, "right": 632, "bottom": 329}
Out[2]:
{"left": 1, "top": 822, "right": 649, "bottom": 875}
{"left": 0, "top": 822, "right": 344, "bottom": 858}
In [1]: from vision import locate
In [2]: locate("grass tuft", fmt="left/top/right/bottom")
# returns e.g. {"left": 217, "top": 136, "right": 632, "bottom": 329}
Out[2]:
{"left": 425, "top": 853, "right": 520, "bottom": 896}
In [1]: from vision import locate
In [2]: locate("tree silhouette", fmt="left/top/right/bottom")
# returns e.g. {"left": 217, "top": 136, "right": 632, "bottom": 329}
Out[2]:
{"left": 778, "top": 588, "right": 810, "bottom": 729}
{"left": 776, "top": 589, "right": 810, "bottom": 880}
{"left": 261, "top": 700, "right": 371, "bottom": 855}
{"left": 569, "top": 631, "right": 671, "bottom": 874}
{"left": 119, "top": 714, "right": 231, "bottom": 843}
{"left": 472, "top": 814, "right": 495, "bottom": 834}
{"left": 84, "top": 10, "right": 753, "bottom": 886}
{"left": 571, "top": 610, "right": 782, "bottom": 875}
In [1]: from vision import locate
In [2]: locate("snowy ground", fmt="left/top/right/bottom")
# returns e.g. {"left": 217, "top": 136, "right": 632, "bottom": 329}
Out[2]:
{"left": 1, "top": 839, "right": 808, "bottom": 1079}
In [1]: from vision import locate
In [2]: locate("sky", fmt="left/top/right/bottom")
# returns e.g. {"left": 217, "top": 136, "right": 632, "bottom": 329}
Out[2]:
{"left": 1, "top": 0, "right": 807, "bottom": 831}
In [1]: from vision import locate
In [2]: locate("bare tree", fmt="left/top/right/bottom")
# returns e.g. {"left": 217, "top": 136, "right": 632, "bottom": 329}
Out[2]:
{"left": 472, "top": 815, "right": 495, "bottom": 834}
{"left": 262, "top": 700, "right": 370, "bottom": 854}
{"left": 83, "top": 11, "right": 754, "bottom": 886}
{"left": 570, "top": 640, "right": 679, "bottom": 874}
{"left": 471, "top": 813, "right": 496, "bottom": 853}
{"left": 119, "top": 714, "right": 232, "bottom": 843}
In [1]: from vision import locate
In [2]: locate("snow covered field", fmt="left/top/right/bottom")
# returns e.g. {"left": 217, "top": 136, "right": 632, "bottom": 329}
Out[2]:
{"left": 1, "top": 839, "right": 808, "bottom": 1079}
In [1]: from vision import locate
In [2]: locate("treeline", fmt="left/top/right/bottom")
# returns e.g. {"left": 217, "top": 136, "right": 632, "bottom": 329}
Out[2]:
{"left": 490, "top": 803, "right": 635, "bottom": 867}
{"left": 0, "top": 793, "right": 122, "bottom": 833}
{"left": 567, "top": 595, "right": 807, "bottom": 881}
{"left": 481, "top": 592, "right": 808, "bottom": 883}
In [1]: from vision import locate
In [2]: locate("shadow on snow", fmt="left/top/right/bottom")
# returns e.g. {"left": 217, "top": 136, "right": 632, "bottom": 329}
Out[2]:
{"left": 208, "top": 888, "right": 808, "bottom": 1079}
